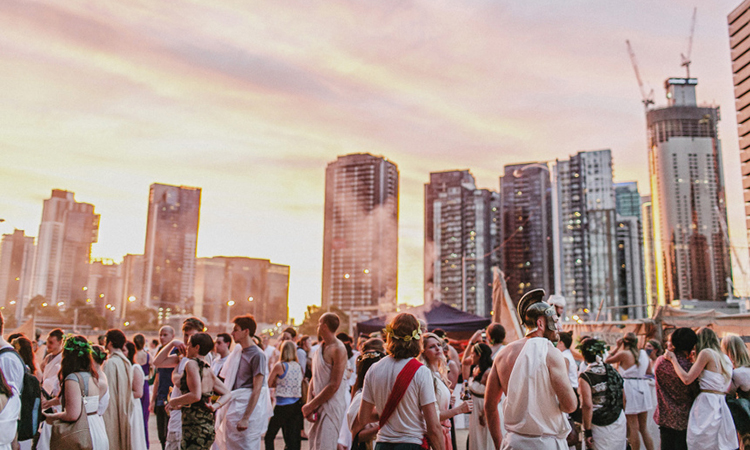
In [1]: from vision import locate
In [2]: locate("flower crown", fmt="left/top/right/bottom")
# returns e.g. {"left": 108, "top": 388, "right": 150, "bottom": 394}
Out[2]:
{"left": 91, "top": 346, "right": 107, "bottom": 361}
{"left": 64, "top": 335, "right": 92, "bottom": 357}
{"left": 383, "top": 324, "right": 422, "bottom": 342}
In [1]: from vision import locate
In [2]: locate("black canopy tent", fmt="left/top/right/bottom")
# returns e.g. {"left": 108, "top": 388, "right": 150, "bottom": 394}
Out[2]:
{"left": 356, "top": 300, "right": 491, "bottom": 339}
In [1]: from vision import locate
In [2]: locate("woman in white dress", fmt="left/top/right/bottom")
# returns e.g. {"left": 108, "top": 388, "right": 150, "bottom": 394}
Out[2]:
{"left": 126, "top": 341, "right": 148, "bottom": 450}
{"left": 0, "top": 367, "right": 20, "bottom": 450}
{"left": 347, "top": 350, "right": 385, "bottom": 450}
{"left": 605, "top": 332, "right": 654, "bottom": 450}
{"left": 420, "top": 333, "right": 472, "bottom": 450}
{"left": 722, "top": 335, "right": 750, "bottom": 449}
{"left": 43, "top": 335, "right": 109, "bottom": 450}
{"left": 465, "top": 342, "right": 493, "bottom": 450}
{"left": 90, "top": 345, "right": 110, "bottom": 447}
{"left": 665, "top": 327, "right": 739, "bottom": 450}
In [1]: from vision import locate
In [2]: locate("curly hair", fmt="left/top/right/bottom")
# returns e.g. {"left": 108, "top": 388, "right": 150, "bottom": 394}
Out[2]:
{"left": 385, "top": 313, "right": 421, "bottom": 359}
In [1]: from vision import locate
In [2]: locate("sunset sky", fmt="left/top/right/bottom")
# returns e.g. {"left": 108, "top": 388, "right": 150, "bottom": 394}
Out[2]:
{"left": 1, "top": 0, "right": 747, "bottom": 322}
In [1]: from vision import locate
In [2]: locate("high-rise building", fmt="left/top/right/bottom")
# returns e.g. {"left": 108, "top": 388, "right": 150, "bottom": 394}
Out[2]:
{"left": 552, "top": 150, "right": 619, "bottom": 319}
{"left": 647, "top": 78, "right": 731, "bottom": 304}
{"left": 641, "top": 196, "right": 658, "bottom": 312}
{"left": 0, "top": 229, "right": 36, "bottom": 324}
{"left": 194, "top": 256, "right": 289, "bottom": 326}
{"left": 120, "top": 254, "right": 145, "bottom": 320}
{"left": 87, "top": 259, "right": 123, "bottom": 322}
{"left": 615, "top": 182, "right": 642, "bottom": 219}
{"left": 424, "top": 170, "right": 494, "bottom": 317}
{"left": 499, "top": 163, "right": 554, "bottom": 305}
{"left": 142, "top": 183, "right": 201, "bottom": 319}
{"left": 31, "top": 190, "right": 100, "bottom": 305}
{"left": 322, "top": 154, "right": 398, "bottom": 323}
{"left": 729, "top": 2, "right": 750, "bottom": 253}
{"left": 614, "top": 182, "right": 646, "bottom": 319}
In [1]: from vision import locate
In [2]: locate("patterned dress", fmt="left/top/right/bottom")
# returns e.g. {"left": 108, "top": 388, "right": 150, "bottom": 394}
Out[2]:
{"left": 180, "top": 359, "right": 215, "bottom": 450}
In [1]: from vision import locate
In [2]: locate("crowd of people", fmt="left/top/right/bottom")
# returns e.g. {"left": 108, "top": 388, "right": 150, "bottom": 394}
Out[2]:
{"left": 0, "top": 291, "right": 749, "bottom": 450}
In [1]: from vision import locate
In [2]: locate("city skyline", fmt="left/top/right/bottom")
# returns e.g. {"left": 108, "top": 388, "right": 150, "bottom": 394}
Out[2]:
{"left": 1, "top": 1, "right": 747, "bottom": 322}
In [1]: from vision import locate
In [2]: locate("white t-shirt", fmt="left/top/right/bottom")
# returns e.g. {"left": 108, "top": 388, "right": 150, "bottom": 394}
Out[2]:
{"left": 562, "top": 349, "right": 578, "bottom": 389}
{"left": 167, "top": 357, "right": 189, "bottom": 433}
{"left": 362, "top": 357, "right": 437, "bottom": 445}
{"left": 0, "top": 344, "right": 24, "bottom": 397}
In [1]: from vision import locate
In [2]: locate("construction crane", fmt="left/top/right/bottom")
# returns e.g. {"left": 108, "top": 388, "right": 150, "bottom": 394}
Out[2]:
{"left": 626, "top": 40, "right": 654, "bottom": 110}
{"left": 681, "top": 7, "right": 697, "bottom": 78}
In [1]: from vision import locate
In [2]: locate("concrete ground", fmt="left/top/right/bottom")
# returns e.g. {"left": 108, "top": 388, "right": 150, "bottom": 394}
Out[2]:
{"left": 147, "top": 414, "right": 471, "bottom": 450}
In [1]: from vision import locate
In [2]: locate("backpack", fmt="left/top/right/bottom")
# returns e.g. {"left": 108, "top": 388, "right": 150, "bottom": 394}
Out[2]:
{"left": 581, "top": 362, "right": 624, "bottom": 427}
{"left": 0, "top": 347, "right": 42, "bottom": 441}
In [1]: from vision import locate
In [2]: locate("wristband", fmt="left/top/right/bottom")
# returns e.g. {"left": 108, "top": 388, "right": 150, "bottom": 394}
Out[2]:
{"left": 584, "top": 429, "right": 593, "bottom": 438}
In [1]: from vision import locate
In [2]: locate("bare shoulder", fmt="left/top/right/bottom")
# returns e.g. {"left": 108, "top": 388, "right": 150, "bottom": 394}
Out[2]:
{"left": 546, "top": 344, "right": 565, "bottom": 365}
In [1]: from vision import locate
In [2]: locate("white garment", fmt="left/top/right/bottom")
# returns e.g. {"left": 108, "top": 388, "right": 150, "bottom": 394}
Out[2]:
{"left": 562, "top": 349, "right": 578, "bottom": 389}
{"left": 309, "top": 344, "right": 348, "bottom": 450}
{"left": 347, "top": 391, "right": 364, "bottom": 441}
{"left": 211, "top": 355, "right": 227, "bottom": 377}
{"left": 85, "top": 395, "right": 109, "bottom": 450}
{"left": 97, "top": 388, "right": 110, "bottom": 416}
{"left": 503, "top": 338, "right": 570, "bottom": 440}
{"left": 130, "top": 365, "right": 147, "bottom": 450}
{"left": 216, "top": 345, "right": 272, "bottom": 450}
{"left": 362, "top": 356, "right": 436, "bottom": 445}
{"left": 687, "top": 359, "right": 738, "bottom": 450}
{"left": 0, "top": 395, "right": 20, "bottom": 450}
{"left": 36, "top": 352, "right": 63, "bottom": 450}
{"left": 500, "top": 433, "right": 567, "bottom": 450}
{"left": 221, "top": 387, "right": 270, "bottom": 449}
{"left": 731, "top": 366, "right": 750, "bottom": 393}
{"left": 591, "top": 410, "right": 627, "bottom": 450}
{"left": 167, "top": 358, "right": 189, "bottom": 434}
{"left": 468, "top": 380, "right": 493, "bottom": 450}
{"left": 618, "top": 350, "right": 653, "bottom": 415}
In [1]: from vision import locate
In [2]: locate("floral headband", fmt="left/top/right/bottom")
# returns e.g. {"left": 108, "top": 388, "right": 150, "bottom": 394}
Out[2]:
{"left": 64, "top": 336, "right": 92, "bottom": 357}
{"left": 91, "top": 346, "right": 107, "bottom": 361}
{"left": 383, "top": 324, "right": 422, "bottom": 342}
{"left": 357, "top": 351, "right": 384, "bottom": 362}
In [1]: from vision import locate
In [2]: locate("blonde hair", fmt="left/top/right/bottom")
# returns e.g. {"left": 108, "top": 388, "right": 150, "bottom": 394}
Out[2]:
{"left": 696, "top": 328, "right": 732, "bottom": 380}
{"left": 623, "top": 332, "right": 640, "bottom": 366}
{"left": 419, "top": 333, "right": 450, "bottom": 388}
{"left": 722, "top": 335, "right": 750, "bottom": 369}
{"left": 279, "top": 341, "right": 298, "bottom": 363}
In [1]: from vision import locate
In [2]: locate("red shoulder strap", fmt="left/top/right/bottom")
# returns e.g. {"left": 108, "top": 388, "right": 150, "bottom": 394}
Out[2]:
{"left": 379, "top": 358, "right": 423, "bottom": 429}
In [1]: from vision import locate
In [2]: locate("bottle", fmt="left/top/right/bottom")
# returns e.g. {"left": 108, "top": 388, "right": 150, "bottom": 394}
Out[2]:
{"left": 461, "top": 380, "right": 471, "bottom": 402}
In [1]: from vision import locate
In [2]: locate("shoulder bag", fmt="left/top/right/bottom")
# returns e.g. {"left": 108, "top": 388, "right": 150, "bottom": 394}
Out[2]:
{"left": 50, "top": 373, "right": 93, "bottom": 450}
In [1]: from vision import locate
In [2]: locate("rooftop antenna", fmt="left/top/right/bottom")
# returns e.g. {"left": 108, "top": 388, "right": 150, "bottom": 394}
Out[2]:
{"left": 626, "top": 40, "right": 654, "bottom": 111}
{"left": 681, "top": 7, "right": 697, "bottom": 78}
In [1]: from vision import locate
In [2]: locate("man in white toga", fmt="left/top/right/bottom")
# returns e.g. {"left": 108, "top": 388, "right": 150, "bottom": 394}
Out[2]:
{"left": 302, "top": 312, "right": 347, "bottom": 450}
{"left": 484, "top": 289, "right": 577, "bottom": 450}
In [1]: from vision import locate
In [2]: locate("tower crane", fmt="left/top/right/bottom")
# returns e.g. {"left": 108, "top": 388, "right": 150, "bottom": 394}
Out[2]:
{"left": 626, "top": 40, "right": 654, "bottom": 110}
{"left": 681, "top": 7, "right": 697, "bottom": 78}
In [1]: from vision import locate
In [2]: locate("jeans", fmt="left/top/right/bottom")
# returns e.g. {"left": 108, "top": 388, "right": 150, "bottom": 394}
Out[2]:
{"left": 659, "top": 426, "right": 688, "bottom": 450}
{"left": 264, "top": 400, "right": 303, "bottom": 450}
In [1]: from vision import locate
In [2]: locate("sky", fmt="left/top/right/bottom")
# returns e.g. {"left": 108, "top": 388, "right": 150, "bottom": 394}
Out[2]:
{"left": 1, "top": 0, "right": 748, "bottom": 323}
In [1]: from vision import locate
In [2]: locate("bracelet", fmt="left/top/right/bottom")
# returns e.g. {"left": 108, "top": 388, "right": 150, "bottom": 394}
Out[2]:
{"left": 584, "top": 429, "right": 593, "bottom": 438}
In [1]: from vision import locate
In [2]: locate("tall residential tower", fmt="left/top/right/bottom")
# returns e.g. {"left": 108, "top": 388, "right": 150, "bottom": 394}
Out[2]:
{"left": 322, "top": 154, "right": 398, "bottom": 322}
{"left": 142, "top": 183, "right": 201, "bottom": 319}
{"left": 499, "top": 163, "right": 554, "bottom": 305}
{"left": 647, "top": 78, "right": 731, "bottom": 304}
{"left": 424, "top": 170, "right": 494, "bottom": 316}
{"left": 31, "top": 190, "right": 99, "bottom": 305}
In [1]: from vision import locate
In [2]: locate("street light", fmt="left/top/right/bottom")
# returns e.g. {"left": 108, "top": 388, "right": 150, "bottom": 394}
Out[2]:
{"left": 226, "top": 300, "right": 236, "bottom": 324}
